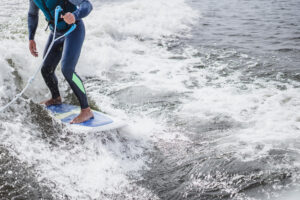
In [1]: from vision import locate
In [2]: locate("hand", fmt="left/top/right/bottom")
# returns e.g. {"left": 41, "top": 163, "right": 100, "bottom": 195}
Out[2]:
{"left": 29, "top": 40, "right": 38, "bottom": 57}
{"left": 61, "top": 12, "right": 75, "bottom": 25}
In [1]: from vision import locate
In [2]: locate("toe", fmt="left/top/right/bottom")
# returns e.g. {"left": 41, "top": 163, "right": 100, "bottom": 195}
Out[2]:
{"left": 70, "top": 117, "right": 77, "bottom": 124}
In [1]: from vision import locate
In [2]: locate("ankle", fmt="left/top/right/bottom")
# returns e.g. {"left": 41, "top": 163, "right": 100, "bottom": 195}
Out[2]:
{"left": 81, "top": 107, "right": 91, "bottom": 111}
{"left": 54, "top": 96, "right": 61, "bottom": 100}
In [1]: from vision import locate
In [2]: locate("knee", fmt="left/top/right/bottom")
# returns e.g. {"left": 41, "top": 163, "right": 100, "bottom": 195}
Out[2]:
{"left": 61, "top": 65, "right": 73, "bottom": 81}
{"left": 41, "top": 65, "right": 52, "bottom": 77}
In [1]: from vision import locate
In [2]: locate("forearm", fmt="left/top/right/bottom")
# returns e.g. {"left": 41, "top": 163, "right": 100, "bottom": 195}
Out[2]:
{"left": 69, "top": 0, "right": 93, "bottom": 20}
{"left": 28, "top": 0, "right": 39, "bottom": 40}
{"left": 28, "top": 14, "right": 38, "bottom": 40}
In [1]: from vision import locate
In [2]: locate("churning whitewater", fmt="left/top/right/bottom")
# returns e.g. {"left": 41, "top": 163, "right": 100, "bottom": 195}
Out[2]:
{"left": 0, "top": 0, "right": 300, "bottom": 199}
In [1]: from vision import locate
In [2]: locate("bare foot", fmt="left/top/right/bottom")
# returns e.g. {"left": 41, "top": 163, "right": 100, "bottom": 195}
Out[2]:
{"left": 40, "top": 96, "right": 62, "bottom": 106}
{"left": 70, "top": 107, "right": 94, "bottom": 124}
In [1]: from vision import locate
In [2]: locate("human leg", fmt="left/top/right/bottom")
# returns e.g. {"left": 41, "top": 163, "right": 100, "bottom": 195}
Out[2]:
{"left": 61, "top": 20, "right": 93, "bottom": 123}
{"left": 41, "top": 33, "right": 64, "bottom": 105}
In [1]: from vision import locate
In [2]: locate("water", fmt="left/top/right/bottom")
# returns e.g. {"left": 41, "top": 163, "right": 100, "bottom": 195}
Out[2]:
{"left": 0, "top": 0, "right": 300, "bottom": 199}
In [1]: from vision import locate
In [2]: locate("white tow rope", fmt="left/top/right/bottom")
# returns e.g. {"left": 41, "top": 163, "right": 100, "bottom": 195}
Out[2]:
{"left": 0, "top": 6, "right": 76, "bottom": 112}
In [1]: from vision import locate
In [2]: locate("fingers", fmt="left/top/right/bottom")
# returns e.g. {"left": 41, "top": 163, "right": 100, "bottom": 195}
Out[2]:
{"left": 31, "top": 50, "right": 38, "bottom": 57}
{"left": 29, "top": 40, "right": 38, "bottom": 57}
{"left": 31, "top": 43, "right": 38, "bottom": 57}
{"left": 61, "top": 12, "right": 75, "bottom": 25}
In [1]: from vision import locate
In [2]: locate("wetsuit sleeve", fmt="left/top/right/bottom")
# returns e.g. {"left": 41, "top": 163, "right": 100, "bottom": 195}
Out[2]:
{"left": 68, "top": 0, "right": 93, "bottom": 20}
{"left": 28, "top": 0, "right": 39, "bottom": 40}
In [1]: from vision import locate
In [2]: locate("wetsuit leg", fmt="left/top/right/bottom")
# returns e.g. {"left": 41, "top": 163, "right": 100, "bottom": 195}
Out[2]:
{"left": 61, "top": 20, "right": 89, "bottom": 109}
{"left": 41, "top": 33, "right": 64, "bottom": 99}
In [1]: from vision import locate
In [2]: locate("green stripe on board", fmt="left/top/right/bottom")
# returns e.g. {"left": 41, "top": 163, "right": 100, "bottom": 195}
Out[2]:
{"left": 72, "top": 73, "right": 86, "bottom": 94}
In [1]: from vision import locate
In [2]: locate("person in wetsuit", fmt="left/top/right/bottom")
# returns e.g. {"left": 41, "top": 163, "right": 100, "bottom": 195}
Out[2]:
{"left": 28, "top": 0, "right": 93, "bottom": 124}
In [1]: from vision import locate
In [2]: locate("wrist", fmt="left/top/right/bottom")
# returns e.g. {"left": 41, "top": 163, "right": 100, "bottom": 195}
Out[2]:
{"left": 72, "top": 11, "right": 79, "bottom": 21}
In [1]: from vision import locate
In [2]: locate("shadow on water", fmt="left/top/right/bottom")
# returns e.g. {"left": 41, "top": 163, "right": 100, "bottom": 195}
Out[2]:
{"left": 0, "top": 146, "right": 54, "bottom": 200}
{"left": 63, "top": 86, "right": 100, "bottom": 112}
{"left": 6, "top": 58, "right": 23, "bottom": 92}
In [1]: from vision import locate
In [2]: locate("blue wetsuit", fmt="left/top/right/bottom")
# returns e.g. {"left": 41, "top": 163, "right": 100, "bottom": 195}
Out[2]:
{"left": 28, "top": 0, "right": 93, "bottom": 109}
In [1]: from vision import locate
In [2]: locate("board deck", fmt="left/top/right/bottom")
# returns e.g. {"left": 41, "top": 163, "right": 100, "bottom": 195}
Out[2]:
{"left": 46, "top": 104, "right": 126, "bottom": 130}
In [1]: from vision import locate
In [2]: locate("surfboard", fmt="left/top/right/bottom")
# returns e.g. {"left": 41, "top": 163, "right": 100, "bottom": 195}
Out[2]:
{"left": 46, "top": 104, "right": 126, "bottom": 131}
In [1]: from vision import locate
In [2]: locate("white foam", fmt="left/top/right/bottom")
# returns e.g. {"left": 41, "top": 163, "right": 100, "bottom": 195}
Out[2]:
{"left": 77, "top": 0, "right": 198, "bottom": 78}
{"left": 0, "top": 0, "right": 199, "bottom": 199}
{"left": 5, "top": 0, "right": 300, "bottom": 198}
{"left": 1, "top": 0, "right": 300, "bottom": 198}
{"left": 178, "top": 60, "right": 300, "bottom": 160}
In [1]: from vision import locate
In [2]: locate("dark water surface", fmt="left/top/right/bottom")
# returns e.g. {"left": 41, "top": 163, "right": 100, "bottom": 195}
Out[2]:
{"left": 189, "top": 0, "right": 300, "bottom": 78}
{"left": 140, "top": 0, "right": 300, "bottom": 200}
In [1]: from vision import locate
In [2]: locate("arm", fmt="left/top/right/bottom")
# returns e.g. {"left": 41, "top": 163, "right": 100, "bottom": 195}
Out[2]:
{"left": 69, "top": 0, "right": 93, "bottom": 20}
{"left": 28, "top": 0, "right": 39, "bottom": 57}
{"left": 28, "top": 0, "right": 39, "bottom": 40}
